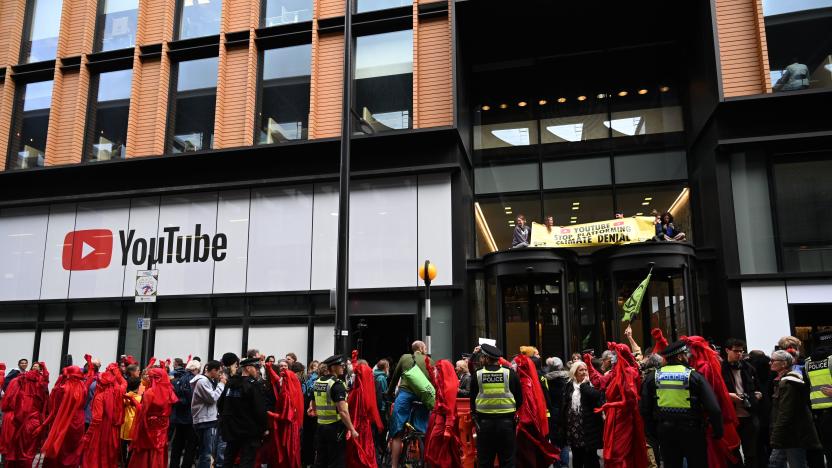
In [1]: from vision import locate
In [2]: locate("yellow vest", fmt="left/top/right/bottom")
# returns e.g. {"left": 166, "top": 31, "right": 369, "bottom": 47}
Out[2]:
{"left": 806, "top": 356, "right": 832, "bottom": 410}
{"left": 475, "top": 367, "right": 516, "bottom": 415}
{"left": 313, "top": 377, "right": 343, "bottom": 425}
{"left": 655, "top": 364, "right": 692, "bottom": 411}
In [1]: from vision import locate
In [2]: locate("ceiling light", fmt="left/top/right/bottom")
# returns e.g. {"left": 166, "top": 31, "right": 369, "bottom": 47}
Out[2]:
{"left": 660, "top": 86, "right": 670, "bottom": 92}
{"left": 577, "top": 95, "right": 587, "bottom": 101}
{"left": 557, "top": 97, "right": 566, "bottom": 103}
{"left": 538, "top": 99, "right": 547, "bottom": 105}
{"left": 644, "top": 197, "right": 652, "bottom": 201}
{"left": 518, "top": 101, "right": 527, "bottom": 107}
{"left": 636, "top": 212, "right": 644, "bottom": 216}
{"left": 618, "top": 91, "right": 628, "bottom": 97}
{"left": 505, "top": 211, "right": 512, "bottom": 215}
{"left": 572, "top": 202, "right": 580, "bottom": 205}
{"left": 597, "top": 93, "right": 607, "bottom": 99}
{"left": 499, "top": 103, "right": 508, "bottom": 109}
{"left": 481, "top": 105, "right": 490, "bottom": 111}
{"left": 504, "top": 207, "right": 512, "bottom": 211}
{"left": 570, "top": 216, "right": 577, "bottom": 220}
{"left": 572, "top": 206, "right": 579, "bottom": 210}
{"left": 638, "top": 89, "right": 648, "bottom": 95}
{"left": 641, "top": 202, "right": 650, "bottom": 205}
{"left": 570, "top": 220, "right": 577, "bottom": 224}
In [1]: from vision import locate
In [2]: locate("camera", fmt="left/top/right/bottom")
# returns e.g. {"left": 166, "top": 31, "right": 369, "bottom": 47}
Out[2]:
{"left": 740, "top": 393, "right": 752, "bottom": 409}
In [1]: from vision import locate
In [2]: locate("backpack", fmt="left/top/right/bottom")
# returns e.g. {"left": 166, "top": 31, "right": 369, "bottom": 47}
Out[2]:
{"left": 401, "top": 354, "right": 435, "bottom": 410}
{"left": 173, "top": 372, "right": 193, "bottom": 408}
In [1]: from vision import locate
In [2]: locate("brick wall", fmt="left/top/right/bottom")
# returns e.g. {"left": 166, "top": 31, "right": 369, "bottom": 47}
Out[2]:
{"left": 413, "top": 4, "right": 453, "bottom": 128}
{"left": 0, "top": 80, "right": 11, "bottom": 171}
{"left": 715, "top": 0, "right": 771, "bottom": 97}
{"left": 309, "top": 28, "right": 344, "bottom": 139}
{"left": 215, "top": 38, "right": 257, "bottom": 148}
{"left": 0, "top": 0, "right": 26, "bottom": 67}
{"left": 127, "top": 54, "right": 170, "bottom": 157}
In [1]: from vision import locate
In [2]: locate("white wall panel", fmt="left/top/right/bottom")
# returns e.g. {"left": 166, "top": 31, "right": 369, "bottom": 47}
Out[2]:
{"left": 248, "top": 325, "right": 308, "bottom": 366}
{"left": 38, "top": 330, "right": 64, "bottom": 389}
{"left": 69, "top": 200, "right": 131, "bottom": 299}
{"left": 213, "top": 190, "right": 251, "bottom": 294}
{"left": 0, "top": 330, "right": 35, "bottom": 374}
{"left": 156, "top": 193, "right": 218, "bottom": 296}
{"left": 786, "top": 280, "right": 832, "bottom": 304}
{"left": 0, "top": 207, "right": 49, "bottom": 301}
{"left": 122, "top": 197, "right": 160, "bottom": 296}
{"left": 213, "top": 326, "right": 243, "bottom": 360}
{"left": 417, "top": 174, "right": 453, "bottom": 287}
{"left": 741, "top": 281, "right": 791, "bottom": 353}
{"left": 68, "top": 328, "right": 119, "bottom": 366}
{"left": 312, "top": 323, "right": 335, "bottom": 363}
{"left": 349, "top": 177, "right": 417, "bottom": 288}
{"left": 247, "top": 186, "right": 313, "bottom": 292}
{"left": 40, "top": 204, "right": 77, "bottom": 299}
{"left": 154, "top": 327, "right": 209, "bottom": 364}
{"left": 310, "top": 184, "right": 338, "bottom": 291}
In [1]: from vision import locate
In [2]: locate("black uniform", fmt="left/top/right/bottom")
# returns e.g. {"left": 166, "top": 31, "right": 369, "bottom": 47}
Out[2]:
{"left": 218, "top": 374, "right": 267, "bottom": 468}
{"left": 314, "top": 375, "right": 348, "bottom": 468}
{"left": 640, "top": 364, "right": 724, "bottom": 468}
{"left": 469, "top": 364, "right": 523, "bottom": 468}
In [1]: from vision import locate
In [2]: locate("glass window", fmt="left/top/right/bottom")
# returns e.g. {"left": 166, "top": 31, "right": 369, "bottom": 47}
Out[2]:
{"left": 258, "top": 44, "right": 311, "bottom": 144}
{"left": 608, "top": 87, "right": 684, "bottom": 140}
{"left": 475, "top": 194, "right": 540, "bottom": 255}
{"left": 731, "top": 153, "right": 777, "bottom": 274}
{"left": 356, "top": 0, "right": 409, "bottom": 13}
{"left": 169, "top": 57, "right": 218, "bottom": 153}
{"left": 355, "top": 29, "right": 413, "bottom": 132}
{"left": 177, "top": 0, "right": 222, "bottom": 40}
{"left": 95, "top": 0, "right": 139, "bottom": 52}
{"left": 474, "top": 163, "right": 539, "bottom": 194}
{"left": 157, "top": 298, "right": 211, "bottom": 318}
{"left": 772, "top": 157, "right": 832, "bottom": 272}
{"left": 87, "top": 69, "right": 132, "bottom": 162}
{"left": 543, "top": 189, "right": 614, "bottom": 228}
{"left": 262, "top": 0, "right": 312, "bottom": 26}
{"left": 21, "top": 0, "right": 63, "bottom": 63}
{"left": 474, "top": 120, "right": 539, "bottom": 150}
{"left": 542, "top": 157, "right": 611, "bottom": 189}
{"left": 540, "top": 95, "right": 609, "bottom": 144}
{"left": 7, "top": 80, "right": 53, "bottom": 170}
{"left": 615, "top": 184, "right": 691, "bottom": 239}
{"left": 763, "top": 0, "right": 832, "bottom": 92}
{"left": 614, "top": 150, "right": 687, "bottom": 184}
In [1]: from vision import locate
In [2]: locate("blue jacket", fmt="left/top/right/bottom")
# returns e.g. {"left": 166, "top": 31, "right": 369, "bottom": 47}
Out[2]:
{"left": 303, "top": 372, "right": 318, "bottom": 398}
{"left": 171, "top": 368, "right": 195, "bottom": 425}
{"left": 374, "top": 369, "right": 389, "bottom": 415}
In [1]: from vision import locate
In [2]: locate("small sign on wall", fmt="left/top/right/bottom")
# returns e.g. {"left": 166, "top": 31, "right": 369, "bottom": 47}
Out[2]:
{"left": 135, "top": 270, "right": 158, "bottom": 303}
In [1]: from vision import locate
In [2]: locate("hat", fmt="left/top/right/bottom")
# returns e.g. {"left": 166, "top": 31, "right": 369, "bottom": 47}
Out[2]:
{"left": 661, "top": 340, "right": 689, "bottom": 358}
{"left": 221, "top": 352, "right": 239, "bottom": 367}
{"left": 814, "top": 329, "right": 832, "bottom": 346}
{"left": 480, "top": 343, "right": 503, "bottom": 359}
{"left": 240, "top": 357, "right": 260, "bottom": 368}
{"left": 322, "top": 354, "right": 345, "bottom": 367}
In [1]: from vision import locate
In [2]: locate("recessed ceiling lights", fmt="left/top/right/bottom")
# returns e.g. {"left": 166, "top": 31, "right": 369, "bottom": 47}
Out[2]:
{"left": 538, "top": 99, "right": 547, "bottom": 105}
{"left": 481, "top": 105, "right": 491, "bottom": 111}
{"left": 641, "top": 202, "right": 650, "bottom": 206}
{"left": 499, "top": 103, "right": 508, "bottom": 109}
{"left": 572, "top": 202, "right": 580, "bottom": 206}
{"left": 570, "top": 220, "right": 577, "bottom": 224}
{"left": 636, "top": 212, "right": 643, "bottom": 216}
{"left": 557, "top": 97, "right": 567, "bottom": 103}
{"left": 518, "top": 101, "right": 527, "bottom": 107}
{"left": 660, "top": 86, "right": 670, "bottom": 92}
{"left": 618, "top": 91, "right": 628, "bottom": 97}
{"left": 597, "top": 93, "right": 607, "bottom": 99}
{"left": 638, "top": 89, "right": 648, "bottom": 95}
{"left": 572, "top": 206, "right": 580, "bottom": 210}
{"left": 504, "top": 206, "right": 512, "bottom": 211}
{"left": 570, "top": 216, "right": 577, "bottom": 220}
{"left": 644, "top": 197, "right": 652, "bottom": 201}
{"left": 577, "top": 95, "right": 587, "bottom": 101}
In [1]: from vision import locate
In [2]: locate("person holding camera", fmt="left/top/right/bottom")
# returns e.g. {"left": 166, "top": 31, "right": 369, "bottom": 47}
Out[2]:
{"left": 721, "top": 338, "right": 763, "bottom": 468}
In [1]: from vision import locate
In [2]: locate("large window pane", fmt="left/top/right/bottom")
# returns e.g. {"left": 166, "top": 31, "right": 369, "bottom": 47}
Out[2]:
{"left": 475, "top": 194, "right": 540, "bottom": 255}
{"left": 355, "top": 29, "right": 413, "bottom": 132}
{"left": 356, "top": 0, "right": 409, "bottom": 13}
{"left": 475, "top": 163, "right": 539, "bottom": 194}
{"left": 763, "top": 0, "right": 832, "bottom": 92}
{"left": 177, "top": 0, "right": 222, "bottom": 40}
{"left": 87, "top": 69, "right": 132, "bottom": 162}
{"left": 615, "top": 184, "right": 691, "bottom": 239}
{"left": 543, "top": 189, "right": 614, "bottom": 228}
{"left": 263, "top": 0, "right": 312, "bottom": 26}
{"left": 772, "top": 157, "right": 832, "bottom": 272}
{"left": 474, "top": 120, "right": 539, "bottom": 150}
{"left": 170, "top": 57, "right": 218, "bottom": 153}
{"left": 7, "top": 80, "right": 53, "bottom": 170}
{"left": 95, "top": 0, "right": 139, "bottom": 52}
{"left": 543, "top": 156, "right": 611, "bottom": 189}
{"left": 731, "top": 153, "right": 777, "bottom": 274}
{"left": 21, "top": 0, "right": 62, "bottom": 63}
{"left": 614, "top": 150, "right": 687, "bottom": 184}
{"left": 258, "top": 44, "right": 311, "bottom": 144}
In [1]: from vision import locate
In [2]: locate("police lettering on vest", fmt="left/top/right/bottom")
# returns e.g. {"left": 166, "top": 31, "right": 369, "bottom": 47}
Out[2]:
{"left": 806, "top": 356, "right": 832, "bottom": 410}
{"left": 314, "top": 378, "right": 342, "bottom": 424}
{"left": 475, "top": 368, "right": 516, "bottom": 414}
{"left": 655, "top": 364, "right": 693, "bottom": 412}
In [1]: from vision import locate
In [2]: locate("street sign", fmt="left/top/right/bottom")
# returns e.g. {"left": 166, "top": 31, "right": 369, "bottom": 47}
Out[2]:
{"left": 135, "top": 269, "right": 159, "bottom": 303}
{"left": 137, "top": 317, "right": 151, "bottom": 330}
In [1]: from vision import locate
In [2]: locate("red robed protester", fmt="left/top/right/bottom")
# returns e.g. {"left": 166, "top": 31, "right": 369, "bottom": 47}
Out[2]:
{"left": 513, "top": 354, "right": 560, "bottom": 468}
{"left": 265, "top": 363, "right": 304, "bottom": 468}
{"left": 424, "top": 360, "right": 462, "bottom": 468}
{"left": 583, "top": 353, "right": 613, "bottom": 391}
{"left": 683, "top": 336, "right": 741, "bottom": 468}
{"left": 596, "top": 342, "right": 648, "bottom": 468}
{"left": 41, "top": 366, "right": 87, "bottom": 468}
{"left": 651, "top": 328, "right": 669, "bottom": 355}
{"left": 128, "top": 367, "right": 179, "bottom": 468}
{"left": 346, "top": 351, "right": 383, "bottom": 468}
{"left": 0, "top": 371, "right": 21, "bottom": 460}
{"left": 82, "top": 362, "right": 126, "bottom": 468}
{"left": 4, "top": 364, "right": 49, "bottom": 468}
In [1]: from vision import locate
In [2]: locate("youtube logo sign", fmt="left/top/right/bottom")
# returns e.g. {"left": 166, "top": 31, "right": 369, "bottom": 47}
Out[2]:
{"left": 62, "top": 229, "right": 114, "bottom": 271}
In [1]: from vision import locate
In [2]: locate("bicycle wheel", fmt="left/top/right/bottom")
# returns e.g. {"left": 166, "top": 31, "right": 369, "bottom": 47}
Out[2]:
{"left": 401, "top": 433, "right": 425, "bottom": 468}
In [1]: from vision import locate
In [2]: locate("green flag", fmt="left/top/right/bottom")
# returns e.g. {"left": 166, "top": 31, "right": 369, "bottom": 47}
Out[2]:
{"left": 621, "top": 270, "right": 652, "bottom": 322}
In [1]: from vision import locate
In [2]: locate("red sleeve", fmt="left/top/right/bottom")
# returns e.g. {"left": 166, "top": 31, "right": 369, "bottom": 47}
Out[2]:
{"left": 583, "top": 354, "right": 602, "bottom": 388}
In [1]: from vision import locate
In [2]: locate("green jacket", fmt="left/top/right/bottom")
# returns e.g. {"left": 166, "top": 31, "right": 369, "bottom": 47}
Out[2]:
{"left": 387, "top": 352, "right": 430, "bottom": 396}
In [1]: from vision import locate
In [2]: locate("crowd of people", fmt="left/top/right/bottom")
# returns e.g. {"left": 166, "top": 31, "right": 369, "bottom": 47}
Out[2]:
{"left": 0, "top": 327, "right": 830, "bottom": 468}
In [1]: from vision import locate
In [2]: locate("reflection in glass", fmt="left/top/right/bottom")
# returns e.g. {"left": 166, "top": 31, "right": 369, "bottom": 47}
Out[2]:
{"left": 258, "top": 44, "right": 311, "bottom": 144}
{"left": 474, "top": 121, "right": 538, "bottom": 149}
{"left": 503, "top": 283, "right": 531, "bottom": 356}
{"left": 607, "top": 107, "right": 684, "bottom": 137}
{"left": 763, "top": 0, "right": 832, "bottom": 92}
{"left": 87, "top": 69, "right": 132, "bottom": 162}
{"left": 355, "top": 30, "right": 413, "bottom": 132}
{"left": 617, "top": 270, "right": 688, "bottom": 343}
{"left": 731, "top": 153, "right": 778, "bottom": 274}
{"left": 7, "top": 80, "right": 53, "bottom": 170}
{"left": 95, "top": 0, "right": 139, "bottom": 51}
{"left": 541, "top": 114, "right": 608, "bottom": 143}
{"left": 21, "top": 0, "right": 63, "bottom": 63}
{"left": 263, "top": 0, "right": 312, "bottom": 26}
{"left": 475, "top": 195, "right": 541, "bottom": 255}
{"left": 356, "top": 0, "right": 409, "bottom": 13}
{"left": 613, "top": 150, "right": 687, "bottom": 184}
{"left": 177, "top": 0, "right": 222, "bottom": 40}
{"left": 170, "top": 57, "right": 218, "bottom": 153}
{"left": 474, "top": 163, "right": 539, "bottom": 194}
{"left": 542, "top": 157, "right": 611, "bottom": 189}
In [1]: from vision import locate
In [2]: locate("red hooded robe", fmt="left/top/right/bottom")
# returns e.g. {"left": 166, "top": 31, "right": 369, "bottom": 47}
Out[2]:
{"left": 683, "top": 336, "right": 741, "bottom": 468}
{"left": 0, "top": 374, "right": 21, "bottom": 459}
{"left": 41, "top": 366, "right": 87, "bottom": 468}
{"left": 425, "top": 360, "right": 462, "bottom": 468}
{"left": 346, "top": 351, "right": 383, "bottom": 468}
{"left": 513, "top": 354, "right": 559, "bottom": 468}
{"left": 265, "top": 364, "right": 304, "bottom": 468}
{"left": 128, "top": 367, "right": 178, "bottom": 468}
{"left": 596, "top": 343, "right": 648, "bottom": 468}
{"left": 82, "top": 363, "right": 127, "bottom": 468}
{"left": 0, "top": 365, "right": 48, "bottom": 468}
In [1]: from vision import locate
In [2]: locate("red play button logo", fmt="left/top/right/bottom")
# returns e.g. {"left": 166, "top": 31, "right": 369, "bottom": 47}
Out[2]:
{"left": 62, "top": 229, "right": 114, "bottom": 271}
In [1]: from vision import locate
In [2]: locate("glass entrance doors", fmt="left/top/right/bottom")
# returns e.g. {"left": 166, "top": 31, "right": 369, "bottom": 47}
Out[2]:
{"left": 501, "top": 276, "right": 565, "bottom": 358}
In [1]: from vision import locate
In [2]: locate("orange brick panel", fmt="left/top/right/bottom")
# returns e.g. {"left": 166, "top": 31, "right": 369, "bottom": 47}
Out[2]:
{"left": 0, "top": 80, "right": 12, "bottom": 171}
{"left": 215, "top": 45, "right": 254, "bottom": 148}
{"left": 138, "top": 0, "right": 175, "bottom": 45}
{"left": 415, "top": 17, "right": 452, "bottom": 128}
{"left": 225, "top": 0, "right": 258, "bottom": 32}
{"left": 58, "top": 0, "right": 96, "bottom": 57}
{"left": 127, "top": 58, "right": 165, "bottom": 157}
{"left": 715, "top": 0, "right": 769, "bottom": 97}
{"left": 310, "top": 32, "right": 343, "bottom": 138}
{"left": 319, "top": 0, "right": 345, "bottom": 19}
{"left": 0, "top": 0, "right": 26, "bottom": 67}
{"left": 46, "top": 70, "right": 83, "bottom": 166}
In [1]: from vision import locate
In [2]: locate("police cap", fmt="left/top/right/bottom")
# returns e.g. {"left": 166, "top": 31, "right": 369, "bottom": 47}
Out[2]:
{"left": 322, "top": 354, "right": 345, "bottom": 367}
{"left": 239, "top": 357, "right": 260, "bottom": 368}
{"left": 661, "top": 340, "right": 688, "bottom": 358}
{"left": 480, "top": 343, "right": 503, "bottom": 359}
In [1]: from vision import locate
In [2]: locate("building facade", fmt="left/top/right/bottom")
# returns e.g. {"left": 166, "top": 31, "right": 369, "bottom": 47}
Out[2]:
{"left": 0, "top": 0, "right": 830, "bottom": 369}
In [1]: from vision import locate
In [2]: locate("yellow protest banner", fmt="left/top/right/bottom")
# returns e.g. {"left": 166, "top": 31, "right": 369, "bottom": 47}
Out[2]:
{"left": 530, "top": 216, "right": 657, "bottom": 248}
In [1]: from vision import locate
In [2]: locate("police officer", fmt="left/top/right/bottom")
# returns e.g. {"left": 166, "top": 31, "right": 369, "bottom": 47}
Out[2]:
{"left": 640, "top": 340, "right": 723, "bottom": 468}
{"left": 217, "top": 357, "right": 267, "bottom": 468}
{"left": 804, "top": 329, "right": 832, "bottom": 464}
{"left": 308, "top": 354, "right": 359, "bottom": 468}
{"left": 469, "top": 344, "right": 523, "bottom": 468}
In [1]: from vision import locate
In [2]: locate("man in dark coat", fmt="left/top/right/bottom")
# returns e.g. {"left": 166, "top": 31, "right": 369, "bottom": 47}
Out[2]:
{"left": 218, "top": 358, "right": 267, "bottom": 468}
{"left": 721, "top": 338, "right": 763, "bottom": 468}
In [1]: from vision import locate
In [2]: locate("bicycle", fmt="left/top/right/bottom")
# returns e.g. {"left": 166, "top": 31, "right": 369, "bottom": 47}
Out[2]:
{"left": 380, "top": 400, "right": 426, "bottom": 468}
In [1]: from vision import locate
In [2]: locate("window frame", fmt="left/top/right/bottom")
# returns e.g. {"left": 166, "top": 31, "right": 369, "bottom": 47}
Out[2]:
{"left": 83, "top": 62, "right": 134, "bottom": 163}
{"left": 165, "top": 52, "right": 220, "bottom": 155}
{"left": 92, "top": 0, "right": 140, "bottom": 53}
{"left": 5, "top": 73, "right": 55, "bottom": 171}
{"left": 18, "top": 0, "right": 63, "bottom": 65}
{"left": 174, "top": 0, "right": 224, "bottom": 42}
